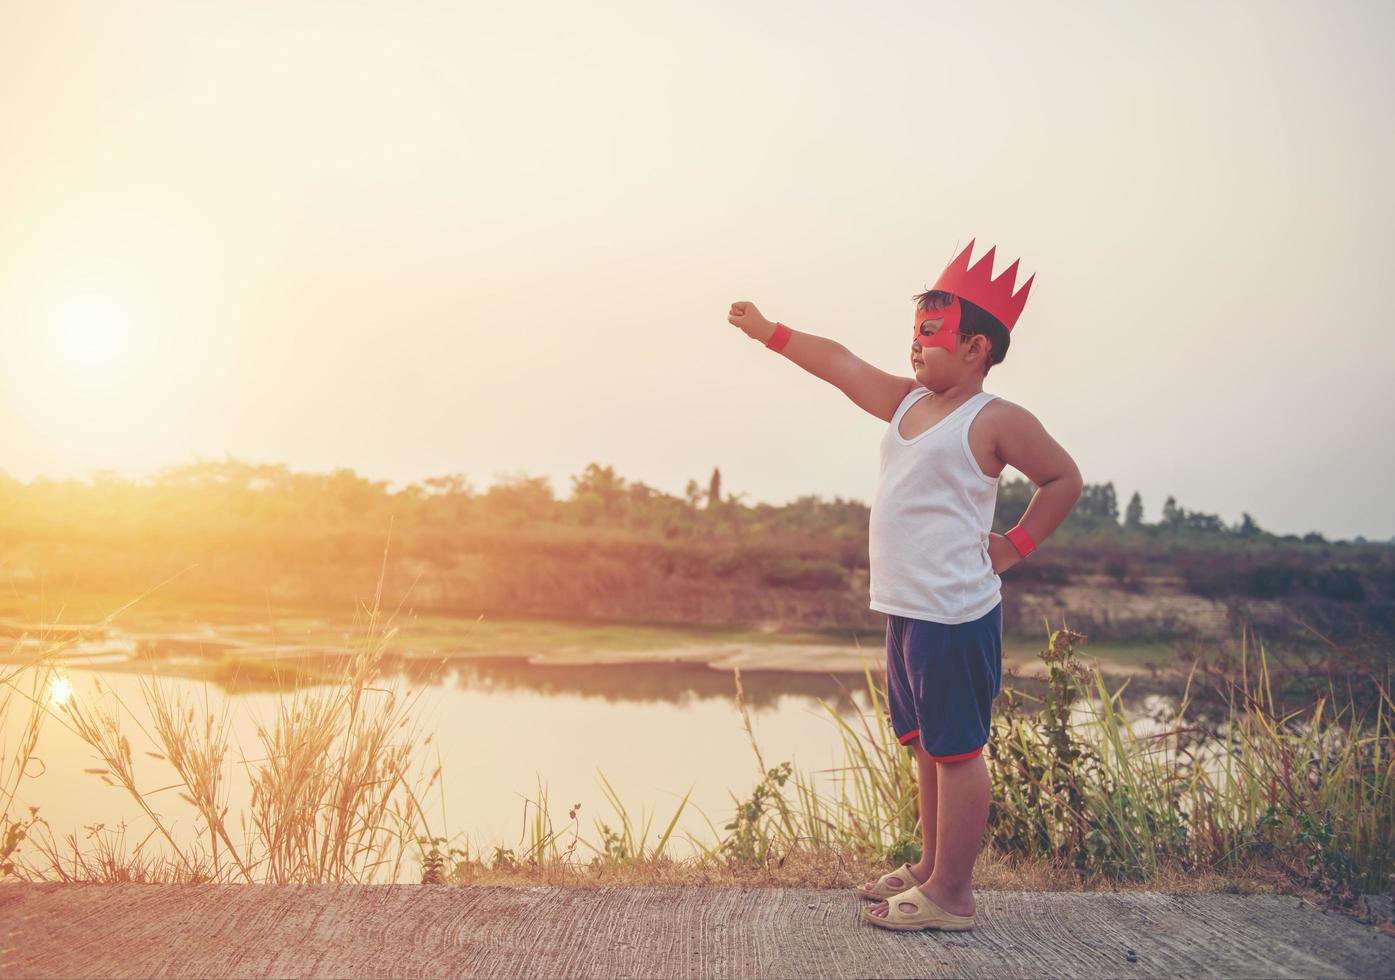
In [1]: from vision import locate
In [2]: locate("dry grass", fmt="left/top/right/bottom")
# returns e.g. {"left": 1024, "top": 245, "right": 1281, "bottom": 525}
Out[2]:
{"left": 5, "top": 541, "right": 444, "bottom": 884}
{"left": 1, "top": 639, "right": 53, "bottom": 877}
{"left": 431, "top": 843, "right": 1312, "bottom": 898}
{"left": 24, "top": 818, "right": 218, "bottom": 884}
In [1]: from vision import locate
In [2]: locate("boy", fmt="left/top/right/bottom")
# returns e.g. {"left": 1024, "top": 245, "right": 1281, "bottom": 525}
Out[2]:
{"left": 726, "top": 240, "right": 1082, "bottom": 932}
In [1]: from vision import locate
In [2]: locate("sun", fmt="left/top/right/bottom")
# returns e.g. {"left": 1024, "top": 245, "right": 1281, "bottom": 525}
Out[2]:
{"left": 2, "top": 246, "right": 184, "bottom": 460}
{"left": 54, "top": 304, "right": 124, "bottom": 369}
{"left": 48, "top": 674, "right": 74, "bottom": 708}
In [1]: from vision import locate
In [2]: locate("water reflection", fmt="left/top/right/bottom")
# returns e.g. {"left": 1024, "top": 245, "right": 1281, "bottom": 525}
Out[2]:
{"left": 392, "top": 656, "right": 872, "bottom": 713}
{"left": 10, "top": 619, "right": 882, "bottom": 713}
{"left": 19, "top": 633, "right": 1188, "bottom": 714}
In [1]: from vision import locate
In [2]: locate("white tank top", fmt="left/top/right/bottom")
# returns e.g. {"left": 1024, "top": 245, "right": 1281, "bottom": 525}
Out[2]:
{"left": 868, "top": 387, "right": 1001, "bottom": 624}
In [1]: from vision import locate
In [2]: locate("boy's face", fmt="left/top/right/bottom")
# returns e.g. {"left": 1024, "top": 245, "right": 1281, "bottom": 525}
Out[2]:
{"left": 914, "top": 295, "right": 963, "bottom": 353}
{"left": 912, "top": 295, "right": 972, "bottom": 385}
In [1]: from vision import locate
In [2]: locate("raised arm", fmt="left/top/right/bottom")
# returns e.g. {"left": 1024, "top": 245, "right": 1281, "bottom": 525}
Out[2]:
{"left": 727, "top": 301, "right": 916, "bottom": 422}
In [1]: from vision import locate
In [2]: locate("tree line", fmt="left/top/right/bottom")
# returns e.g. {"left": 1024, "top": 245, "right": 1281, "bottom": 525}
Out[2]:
{"left": 0, "top": 458, "right": 1377, "bottom": 547}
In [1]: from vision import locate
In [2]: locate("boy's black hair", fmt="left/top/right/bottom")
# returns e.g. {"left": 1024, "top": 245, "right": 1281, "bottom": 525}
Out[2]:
{"left": 911, "top": 289, "right": 1011, "bottom": 376}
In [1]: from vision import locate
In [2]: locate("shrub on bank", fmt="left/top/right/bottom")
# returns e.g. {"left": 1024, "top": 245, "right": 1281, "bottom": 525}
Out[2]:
{"left": 759, "top": 558, "right": 846, "bottom": 590}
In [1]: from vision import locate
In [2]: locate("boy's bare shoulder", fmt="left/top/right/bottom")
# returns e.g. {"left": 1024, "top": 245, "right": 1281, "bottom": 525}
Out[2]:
{"left": 974, "top": 398, "right": 1039, "bottom": 460}
{"left": 980, "top": 396, "right": 1041, "bottom": 432}
{"left": 979, "top": 396, "right": 1078, "bottom": 483}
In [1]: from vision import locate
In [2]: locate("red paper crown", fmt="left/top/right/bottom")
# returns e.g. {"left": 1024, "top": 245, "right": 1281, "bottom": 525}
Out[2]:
{"left": 931, "top": 239, "right": 1035, "bottom": 331}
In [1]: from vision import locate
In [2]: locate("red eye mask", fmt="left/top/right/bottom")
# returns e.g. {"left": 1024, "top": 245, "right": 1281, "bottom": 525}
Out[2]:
{"left": 914, "top": 296, "right": 963, "bottom": 352}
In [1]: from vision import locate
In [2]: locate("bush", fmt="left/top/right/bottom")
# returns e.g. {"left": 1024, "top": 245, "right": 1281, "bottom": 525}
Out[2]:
{"left": 1245, "top": 562, "right": 1303, "bottom": 598}
{"left": 1362, "top": 601, "right": 1395, "bottom": 634}
{"left": 1182, "top": 565, "right": 1227, "bottom": 598}
{"left": 1308, "top": 566, "right": 1366, "bottom": 603}
{"left": 707, "top": 550, "right": 747, "bottom": 577}
{"left": 1001, "top": 561, "right": 1070, "bottom": 586}
{"left": 760, "top": 558, "right": 846, "bottom": 590}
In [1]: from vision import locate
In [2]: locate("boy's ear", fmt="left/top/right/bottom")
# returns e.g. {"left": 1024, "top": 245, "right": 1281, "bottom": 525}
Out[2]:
{"left": 972, "top": 335, "right": 993, "bottom": 373}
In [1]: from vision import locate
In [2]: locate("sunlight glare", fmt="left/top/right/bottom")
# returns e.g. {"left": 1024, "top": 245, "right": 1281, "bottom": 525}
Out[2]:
{"left": 48, "top": 674, "right": 74, "bottom": 708}
{"left": 56, "top": 304, "right": 123, "bottom": 369}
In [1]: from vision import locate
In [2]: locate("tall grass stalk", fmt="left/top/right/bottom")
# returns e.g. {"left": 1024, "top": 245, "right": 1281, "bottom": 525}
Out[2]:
{"left": 9, "top": 540, "right": 444, "bottom": 884}
{"left": 1, "top": 638, "right": 57, "bottom": 876}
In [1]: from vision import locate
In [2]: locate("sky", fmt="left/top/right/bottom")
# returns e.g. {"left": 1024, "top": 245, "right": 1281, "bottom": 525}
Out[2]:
{"left": 2, "top": 1, "right": 1393, "bottom": 541}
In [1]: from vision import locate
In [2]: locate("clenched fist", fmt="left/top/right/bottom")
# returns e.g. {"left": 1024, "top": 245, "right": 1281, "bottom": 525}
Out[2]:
{"left": 727, "top": 301, "right": 775, "bottom": 343}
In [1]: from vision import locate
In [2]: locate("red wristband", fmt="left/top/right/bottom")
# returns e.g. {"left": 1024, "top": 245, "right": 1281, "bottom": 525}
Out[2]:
{"left": 765, "top": 322, "right": 792, "bottom": 352}
{"left": 1005, "top": 524, "right": 1036, "bottom": 559}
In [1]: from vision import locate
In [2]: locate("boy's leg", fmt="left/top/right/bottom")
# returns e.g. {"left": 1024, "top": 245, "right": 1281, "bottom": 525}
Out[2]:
{"left": 868, "top": 604, "right": 999, "bottom": 919}
{"left": 866, "top": 751, "right": 987, "bottom": 919}
{"left": 863, "top": 737, "right": 937, "bottom": 907}
{"left": 864, "top": 615, "right": 932, "bottom": 895}
{"left": 923, "top": 752, "right": 989, "bottom": 916}
{"left": 913, "top": 744, "right": 939, "bottom": 879}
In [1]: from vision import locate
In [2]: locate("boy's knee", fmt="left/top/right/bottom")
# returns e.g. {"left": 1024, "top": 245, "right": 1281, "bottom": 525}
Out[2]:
{"left": 930, "top": 746, "right": 985, "bottom": 766}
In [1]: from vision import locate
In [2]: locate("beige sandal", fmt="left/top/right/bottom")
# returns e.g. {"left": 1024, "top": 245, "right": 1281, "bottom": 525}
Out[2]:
{"left": 855, "top": 862, "right": 921, "bottom": 901}
{"left": 862, "top": 884, "right": 977, "bottom": 932}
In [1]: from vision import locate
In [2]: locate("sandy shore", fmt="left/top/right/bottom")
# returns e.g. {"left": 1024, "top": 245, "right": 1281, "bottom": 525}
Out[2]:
{"left": 408, "top": 641, "right": 1161, "bottom": 678}
{"left": 2, "top": 616, "right": 1166, "bottom": 679}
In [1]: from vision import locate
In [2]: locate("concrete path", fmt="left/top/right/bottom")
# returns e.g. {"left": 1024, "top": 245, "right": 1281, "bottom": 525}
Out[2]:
{"left": 2, "top": 884, "right": 1392, "bottom": 979}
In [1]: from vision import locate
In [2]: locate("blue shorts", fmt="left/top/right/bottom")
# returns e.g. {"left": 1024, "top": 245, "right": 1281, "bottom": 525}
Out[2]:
{"left": 885, "top": 602, "right": 1002, "bottom": 762}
